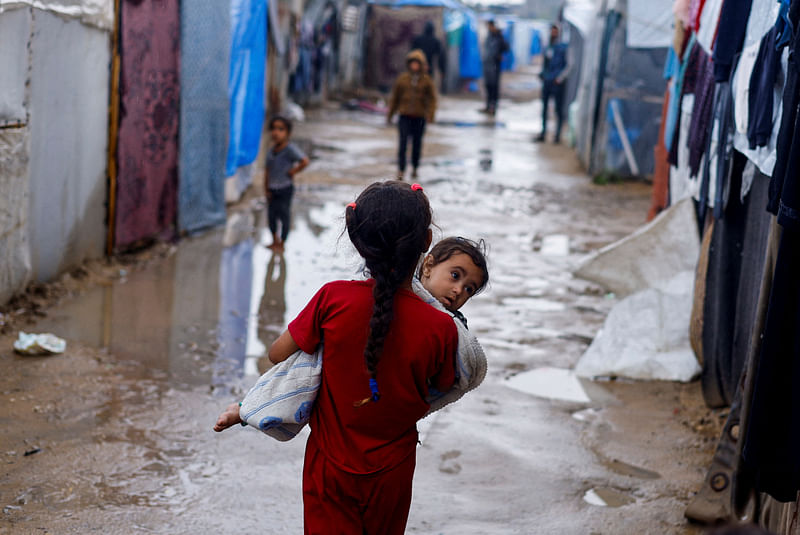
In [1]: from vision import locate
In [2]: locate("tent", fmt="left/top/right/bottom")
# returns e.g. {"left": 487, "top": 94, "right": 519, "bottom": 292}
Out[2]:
{"left": 363, "top": 0, "right": 480, "bottom": 92}
{"left": 566, "top": 0, "right": 672, "bottom": 178}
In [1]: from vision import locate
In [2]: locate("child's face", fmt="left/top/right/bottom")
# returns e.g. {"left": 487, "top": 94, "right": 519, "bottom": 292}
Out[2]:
{"left": 270, "top": 121, "right": 289, "bottom": 145}
{"left": 420, "top": 253, "right": 484, "bottom": 312}
{"left": 408, "top": 60, "right": 422, "bottom": 73}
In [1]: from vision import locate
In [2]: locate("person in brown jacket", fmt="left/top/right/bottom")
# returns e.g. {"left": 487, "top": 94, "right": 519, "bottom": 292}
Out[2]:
{"left": 387, "top": 49, "right": 437, "bottom": 179}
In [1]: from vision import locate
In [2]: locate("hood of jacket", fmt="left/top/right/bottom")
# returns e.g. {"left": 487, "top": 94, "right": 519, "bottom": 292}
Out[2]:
{"left": 406, "top": 48, "right": 429, "bottom": 71}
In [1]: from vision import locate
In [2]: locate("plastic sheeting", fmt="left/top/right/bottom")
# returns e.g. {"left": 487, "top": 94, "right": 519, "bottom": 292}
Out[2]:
{"left": 115, "top": 0, "right": 179, "bottom": 248}
{"left": 575, "top": 271, "right": 701, "bottom": 382}
{"left": 501, "top": 21, "right": 515, "bottom": 71}
{"left": 626, "top": 0, "right": 673, "bottom": 48}
{"left": 0, "top": 0, "right": 113, "bottom": 30}
{"left": 459, "top": 10, "right": 482, "bottom": 79}
{"left": 575, "top": 197, "right": 700, "bottom": 298}
{"left": 225, "top": 0, "right": 267, "bottom": 179}
{"left": 178, "top": 0, "right": 230, "bottom": 234}
{"left": 570, "top": 1, "right": 668, "bottom": 177}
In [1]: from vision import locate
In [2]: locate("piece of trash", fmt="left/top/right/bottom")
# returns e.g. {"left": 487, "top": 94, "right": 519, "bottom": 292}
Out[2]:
{"left": 540, "top": 234, "right": 570, "bottom": 256}
{"left": 13, "top": 332, "right": 66, "bottom": 355}
{"left": 23, "top": 447, "right": 41, "bottom": 457}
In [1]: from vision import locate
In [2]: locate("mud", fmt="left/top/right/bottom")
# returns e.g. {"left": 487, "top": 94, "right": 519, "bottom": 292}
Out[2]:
{"left": 0, "top": 89, "right": 722, "bottom": 534}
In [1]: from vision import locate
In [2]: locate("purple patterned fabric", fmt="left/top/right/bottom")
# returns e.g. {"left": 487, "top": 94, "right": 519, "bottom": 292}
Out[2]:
{"left": 686, "top": 45, "right": 715, "bottom": 178}
{"left": 115, "top": 0, "right": 180, "bottom": 248}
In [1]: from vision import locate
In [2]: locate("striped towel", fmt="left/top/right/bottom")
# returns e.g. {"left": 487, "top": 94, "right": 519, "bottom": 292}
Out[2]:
{"left": 239, "top": 346, "right": 322, "bottom": 441}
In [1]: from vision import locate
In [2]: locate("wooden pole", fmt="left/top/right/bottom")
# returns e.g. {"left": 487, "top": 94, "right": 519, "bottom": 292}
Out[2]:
{"left": 106, "top": 0, "right": 121, "bottom": 256}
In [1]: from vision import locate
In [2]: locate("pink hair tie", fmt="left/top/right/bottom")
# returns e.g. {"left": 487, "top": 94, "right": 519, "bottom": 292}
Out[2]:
{"left": 411, "top": 183, "right": 423, "bottom": 191}
{"left": 347, "top": 202, "right": 356, "bottom": 210}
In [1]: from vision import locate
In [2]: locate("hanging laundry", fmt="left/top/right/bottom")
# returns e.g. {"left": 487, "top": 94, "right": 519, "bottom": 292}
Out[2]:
{"left": 685, "top": 44, "right": 716, "bottom": 178}
{"left": 767, "top": 0, "right": 800, "bottom": 225}
{"left": 747, "top": 26, "right": 782, "bottom": 149}
{"left": 712, "top": 0, "right": 754, "bottom": 82}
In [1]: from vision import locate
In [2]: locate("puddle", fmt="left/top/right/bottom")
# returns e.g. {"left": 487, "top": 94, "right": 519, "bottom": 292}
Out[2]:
{"left": 583, "top": 487, "right": 635, "bottom": 507}
{"left": 435, "top": 120, "right": 507, "bottom": 128}
{"left": 505, "top": 367, "right": 591, "bottom": 403}
{"left": 30, "top": 194, "right": 356, "bottom": 391}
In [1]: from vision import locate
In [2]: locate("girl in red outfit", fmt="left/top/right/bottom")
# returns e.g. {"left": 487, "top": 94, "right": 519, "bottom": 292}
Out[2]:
{"left": 215, "top": 180, "right": 458, "bottom": 534}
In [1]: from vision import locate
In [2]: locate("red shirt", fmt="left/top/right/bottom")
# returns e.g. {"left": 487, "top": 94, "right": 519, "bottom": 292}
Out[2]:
{"left": 288, "top": 279, "right": 458, "bottom": 474}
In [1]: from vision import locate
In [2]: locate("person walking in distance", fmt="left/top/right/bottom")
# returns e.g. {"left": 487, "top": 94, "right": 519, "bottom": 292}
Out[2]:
{"left": 481, "top": 19, "right": 509, "bottom": 117}
{"left": 387, "top": 50, "right": 437, "bottom": 180}
{"left": 535, "top": 24, "right": 570, "bottom": 143}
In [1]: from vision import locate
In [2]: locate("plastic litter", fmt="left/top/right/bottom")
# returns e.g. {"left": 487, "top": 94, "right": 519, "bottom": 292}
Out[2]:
{"left": 13, "top": 332, "right": 66, "bottom": 356}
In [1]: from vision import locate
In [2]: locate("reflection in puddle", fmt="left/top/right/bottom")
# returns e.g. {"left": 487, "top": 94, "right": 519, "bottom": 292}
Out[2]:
{"left": 505, "top": 367, "right": 591, "bottom": 403}
{"left": 435, "top": 120, "right": 507, "bottom": 128}
{"left": 583, "top": 487, "right": 635, "bottom": 507}
{"left": 28, "top": 194, "right": 355, "bottom": 392}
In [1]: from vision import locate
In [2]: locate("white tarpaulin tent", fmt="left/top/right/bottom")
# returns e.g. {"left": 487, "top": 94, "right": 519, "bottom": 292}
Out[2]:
{"left": 566, "top": 0, "right": 670, "bottom": 178}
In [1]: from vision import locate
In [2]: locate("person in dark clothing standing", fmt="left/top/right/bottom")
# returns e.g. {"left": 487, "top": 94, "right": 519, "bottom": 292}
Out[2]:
{"left": 411, "top": 21, "right": 446, "bottom": 80}
{"left": 481, "top": 20, "right": 509, "bottom": 117}
{"left": 535, "top": 24, "right": 570, "bottom": 143}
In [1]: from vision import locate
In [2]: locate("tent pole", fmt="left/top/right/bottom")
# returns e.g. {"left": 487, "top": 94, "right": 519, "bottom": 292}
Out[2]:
{"left": 609, "top": 99, "right": 639, "bottom": 176}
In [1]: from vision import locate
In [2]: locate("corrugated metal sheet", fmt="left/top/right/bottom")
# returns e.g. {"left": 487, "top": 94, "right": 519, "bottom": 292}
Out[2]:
{"left": 28, "top": 10, "right": 108, "bottom": 280}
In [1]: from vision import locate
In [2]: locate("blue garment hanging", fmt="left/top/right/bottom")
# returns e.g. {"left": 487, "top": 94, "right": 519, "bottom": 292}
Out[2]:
{"left": 226, "top": 0, "right": 268, "bottom": 177}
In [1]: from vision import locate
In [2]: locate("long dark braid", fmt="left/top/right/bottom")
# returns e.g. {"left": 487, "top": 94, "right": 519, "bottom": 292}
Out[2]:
{"left": 345, "top": 181, "right": 432, "bottom": 406}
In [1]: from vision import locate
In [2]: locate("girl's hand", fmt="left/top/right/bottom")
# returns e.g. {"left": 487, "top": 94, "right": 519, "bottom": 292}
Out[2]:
{"left": 213, "top": 402, "right": 243, "bottom": 432}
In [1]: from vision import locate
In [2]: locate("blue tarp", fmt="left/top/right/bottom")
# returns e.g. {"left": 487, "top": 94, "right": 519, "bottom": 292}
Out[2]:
{"left": 530, "top": 28, "right": 542, "bottom": 56}
{"left": 368, "top": 0, "right": 462, "bottom": 8}
{"left": 459, "top": 10, "right": 482, "bottom": 78}
{"left": 226, "top": 0, "right": 267, "bottom": 178}
{"left": 179, "top": 0, "right": 230, "bottom": 233}
{"left": 215, "top": 238, "right": 254, "bottom": 384}
{"left": 501, "top": 20, "right": 515, "bottom": 71}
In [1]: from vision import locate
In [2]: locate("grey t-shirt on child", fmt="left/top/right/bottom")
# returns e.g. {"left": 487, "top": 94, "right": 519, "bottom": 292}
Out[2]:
{"left": 267, "top": 142, "right": 306, "bottom": 191}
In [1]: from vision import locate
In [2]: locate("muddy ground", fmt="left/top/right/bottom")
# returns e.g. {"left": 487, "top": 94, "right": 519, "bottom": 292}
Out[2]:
{"left": 0, "top": 83, "right": 724, "bottom": 534}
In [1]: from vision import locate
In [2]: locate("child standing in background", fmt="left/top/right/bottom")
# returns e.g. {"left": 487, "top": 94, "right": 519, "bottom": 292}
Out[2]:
{"left": 265, "top": 116, "right": 309, "bottom": 250}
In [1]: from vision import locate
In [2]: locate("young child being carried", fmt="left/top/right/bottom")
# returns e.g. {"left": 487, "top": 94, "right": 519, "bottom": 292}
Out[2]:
{"left": 214, "top": 181, "right": 487, "bottom": 533}
{"left": 215, "top": 234, "right": 489, "bottom": 437}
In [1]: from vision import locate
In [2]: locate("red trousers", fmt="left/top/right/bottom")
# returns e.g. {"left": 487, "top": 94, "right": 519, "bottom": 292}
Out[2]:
{"left": 302, "top": 437, "right": 416, "bottom": 535}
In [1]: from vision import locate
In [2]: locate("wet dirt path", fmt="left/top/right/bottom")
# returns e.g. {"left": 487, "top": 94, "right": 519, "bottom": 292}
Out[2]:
{"left": 0, "top": 96, "right": 713, "bottom": 534}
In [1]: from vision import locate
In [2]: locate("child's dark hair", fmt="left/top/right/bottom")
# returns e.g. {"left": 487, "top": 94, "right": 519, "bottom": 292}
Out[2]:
{"left": 424, "top": 237, "right": 489, "bottom": 294}
{"left": 268, "top": 115, "right": 292, "bottom": 134}
{"left": 345, "top": 181, "right": 432, "bottom": 406}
